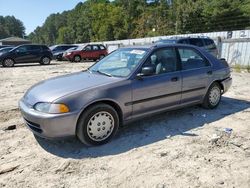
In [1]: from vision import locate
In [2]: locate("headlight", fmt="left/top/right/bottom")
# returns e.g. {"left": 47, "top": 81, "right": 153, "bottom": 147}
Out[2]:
{"left": 34, "top": 102, "right": 69, "bottom": 114}
{"left": 66, "top": 52, "right": 72, "bottom": 55}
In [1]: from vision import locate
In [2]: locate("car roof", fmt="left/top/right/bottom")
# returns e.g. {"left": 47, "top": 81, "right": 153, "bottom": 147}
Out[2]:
{"left": 120, "top": 43, "right": 202, "bottom": 50}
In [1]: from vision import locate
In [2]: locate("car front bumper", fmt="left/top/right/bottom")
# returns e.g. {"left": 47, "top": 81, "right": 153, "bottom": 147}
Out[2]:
{"left": 221, "top": 77, "right": 232, "bottom": 94}
{"left": 19, "top": 100, "right": 79, "bottom": 139}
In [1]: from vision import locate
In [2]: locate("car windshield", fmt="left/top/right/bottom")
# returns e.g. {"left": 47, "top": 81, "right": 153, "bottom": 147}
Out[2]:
{"left": 89, "top": 48, "right": 148, "bottom": 77}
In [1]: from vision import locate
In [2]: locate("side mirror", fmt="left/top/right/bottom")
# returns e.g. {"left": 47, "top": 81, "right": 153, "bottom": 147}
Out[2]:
{"left": 136, "top": 66, "right": 155, "bottom": 79}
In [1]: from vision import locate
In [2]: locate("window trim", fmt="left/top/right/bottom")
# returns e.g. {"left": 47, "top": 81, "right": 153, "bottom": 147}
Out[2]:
{"left": 176, "top": 46, "right": 212, "bottom": 71}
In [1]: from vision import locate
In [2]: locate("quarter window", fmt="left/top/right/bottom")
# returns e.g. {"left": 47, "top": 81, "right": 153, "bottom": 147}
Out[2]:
{"left": 178, "top": 48, "right": 209, "bottom": 70}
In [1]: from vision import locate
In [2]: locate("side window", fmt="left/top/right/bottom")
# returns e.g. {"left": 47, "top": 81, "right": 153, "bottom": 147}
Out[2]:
{"left": 178, "top": 48, "right": 209, "bottom": 70}
{"left": 16, "top": 46, "right": 28, "bottom": 53}
{"left": 84, "top": 46, "right": 91, "bottom": 51}
{"left": 92, "top": 45, "right": 99, "bottom": 50}
{"left": 189, "top": 38, "right": 204, "bottom": 47}
{"left": 84, "top": 45, "right": 91, "bottom": 51}
{"left": 143, "top": 48, "right": 177, "bottom": 75}
{"left": 30, "top": 45, "right": 41, "bottom": 52}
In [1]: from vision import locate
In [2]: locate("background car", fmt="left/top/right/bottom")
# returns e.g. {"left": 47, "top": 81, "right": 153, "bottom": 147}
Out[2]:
{"left": 63, "top": 44, "right": 108, "bottom": 62}
{"left": 19, "top": 44, "right": 231, "bottom": 146}
{"left": 0, "top": 47, "right": 14, "bottom": 56}
{"left": 156, "top": 37, "right": 218, "bottom": 57}
{"left": 50, "top": 44, "right": 78, "bottom": 61}
{"left": 0, "top": 44, "right": 53, "bottom": 67}
{"left": 0, "top": 45, "right": 13, "bottom": 49}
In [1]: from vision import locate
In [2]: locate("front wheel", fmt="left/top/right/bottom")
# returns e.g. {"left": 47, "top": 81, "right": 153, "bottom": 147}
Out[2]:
{"left": 40, "top": 56, "right": 51, "bottom": 65}
{"left": 76, "top": 103, "right": 119, "bottom": 146}
{"left": 202, "top": 82, "right": 221, "bottom": 109}
{"left": 74, "top": 55, "right": 81, "bottom": 62}
{"left": 2, "top": 58, "right": 15, "bottom": 67}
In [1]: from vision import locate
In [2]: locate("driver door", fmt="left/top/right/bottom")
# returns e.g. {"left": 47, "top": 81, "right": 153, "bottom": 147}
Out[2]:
{"left": 131, "top": 47, "right": 182, "bottom": 118}
{"left": 14, "top": 45, "right": 35, "bottom": 63}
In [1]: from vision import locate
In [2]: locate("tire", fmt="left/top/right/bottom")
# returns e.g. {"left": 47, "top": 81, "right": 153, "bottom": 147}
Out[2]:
{"left": 76, "top": 103, "right": 119, "bottom": 146}
{"left": 74, "top": 55, "right": 81, "bottom": 62}
{"left": 2, "top": 58, "right": 15, "bottom": 67}
{"left": 40, "top": 56, "right": 51, "bottom": 65}
{"left": 202, "top": 82, "right": 221, "bottom": 109}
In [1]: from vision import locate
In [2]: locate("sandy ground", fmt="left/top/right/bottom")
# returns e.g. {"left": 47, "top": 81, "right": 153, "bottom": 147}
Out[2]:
{"left": 0, "top": 61, "right": 249, "bottom": 188}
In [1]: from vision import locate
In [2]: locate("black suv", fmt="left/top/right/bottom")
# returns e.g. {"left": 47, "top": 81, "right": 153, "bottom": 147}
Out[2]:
{"left": 156, "top": 37, "right": 218, "bottom": 57}
{"left": 0, "top": 44, "right": 53, "bottom": 67}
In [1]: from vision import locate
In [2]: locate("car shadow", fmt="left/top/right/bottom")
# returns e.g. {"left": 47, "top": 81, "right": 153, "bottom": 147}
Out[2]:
{"left": 35, "top": 96, "right": 250, "bottom": 159}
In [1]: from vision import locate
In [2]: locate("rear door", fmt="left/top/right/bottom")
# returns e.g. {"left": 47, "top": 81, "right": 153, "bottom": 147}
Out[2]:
{"left": 177, "top": 47, "right": 212, "bottom": 104}
{"left": 131, "top": 47, "right": 182, "bottom": 118}
{"left": 29, "top": 45, "right": 42, "bottom": 61}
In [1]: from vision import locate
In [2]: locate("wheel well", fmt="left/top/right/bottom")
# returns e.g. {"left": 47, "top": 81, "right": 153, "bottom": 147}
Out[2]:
{"left": 214, "top": 80, "right": 224, "bottom": 92}
{"left": 41, "top": 56, "right": 51, "bottom": 60}
{"left": 77, "top": 100, "right": 123, "bottom": 128}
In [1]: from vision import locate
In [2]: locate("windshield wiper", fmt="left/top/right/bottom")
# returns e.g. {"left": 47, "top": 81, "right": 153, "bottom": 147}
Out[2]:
{"left": 96, "top": 70, "right": 113, "bottom": 77}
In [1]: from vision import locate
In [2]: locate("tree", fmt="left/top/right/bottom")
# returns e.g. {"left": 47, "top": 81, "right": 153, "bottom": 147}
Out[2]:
{"left": 0, "top": 16, "right": 25, "bottom": 39}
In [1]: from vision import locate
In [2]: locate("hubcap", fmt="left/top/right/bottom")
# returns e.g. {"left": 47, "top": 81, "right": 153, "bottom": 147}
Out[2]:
{"left": 5, "top": 59, "right": 14, "bottom": 67}
{"left": 209, "top": 86, "right": 221, "bottom": 106}
{"left": 43, "top": 57, "right": 50, "bottom": 64}
{"left": 87, "top": 111, "right": 114, "bottom": 141}
{"left": 75, "top": 56, "right": 80, "bottom": 62}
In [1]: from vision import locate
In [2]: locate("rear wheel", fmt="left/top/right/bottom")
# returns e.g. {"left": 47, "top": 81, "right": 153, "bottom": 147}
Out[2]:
{"left": 76, "top": 103, "right": 119, "bottom": 146}
{"left": 40, "top": 56, "right": 51, "bottom": 65}
{"left": 99, "top": 54, "right": 105, "bottom": 60}
{"left": 2, "top": 58, "right": 15, "bottom": 67}
{"left": 74, "top": 55, "right": 81, "bottom": 62}
{"left": 202, "top": 82, "right": 221, "bottom": 109}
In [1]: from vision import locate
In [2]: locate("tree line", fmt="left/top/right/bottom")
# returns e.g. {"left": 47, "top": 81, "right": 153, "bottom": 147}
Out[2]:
{"left": 0, "top": 16, "right": 25, "bottom": 39}
{"left": 2, "top": 0, "right": 249, "bottom": 45}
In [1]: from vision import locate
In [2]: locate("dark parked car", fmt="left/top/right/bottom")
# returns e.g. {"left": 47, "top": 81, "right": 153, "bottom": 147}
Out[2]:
{"left": 63, "top": 44, "right": 108, "bottom": 62}
{"left": 0, "top": 47, "right": 14, "bottom": 56}
{"left": 0, "top": 44, "right": 53, "bottom": 67}
{"left": 156, "top": 37, "right": 218, "bottom": 57}
{"left": 19, "top": 44, "right": 232, "bottom": 145}
{"left": 50, "top": 44, "right": 78, "bottom": 61}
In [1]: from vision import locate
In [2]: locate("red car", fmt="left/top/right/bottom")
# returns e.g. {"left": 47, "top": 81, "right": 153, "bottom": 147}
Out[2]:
{"left": 63, "top": 44, "right": 108, "bottom": 62}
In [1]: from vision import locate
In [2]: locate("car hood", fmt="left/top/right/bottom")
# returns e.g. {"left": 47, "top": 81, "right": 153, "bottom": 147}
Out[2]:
{"left": 22, "top": 71, "right": 122, "bottom": 106}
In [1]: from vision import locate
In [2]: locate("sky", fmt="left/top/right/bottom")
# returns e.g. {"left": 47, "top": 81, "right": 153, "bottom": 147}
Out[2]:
{"left": 0, "top": 0, "right": 83, "bottom": 34}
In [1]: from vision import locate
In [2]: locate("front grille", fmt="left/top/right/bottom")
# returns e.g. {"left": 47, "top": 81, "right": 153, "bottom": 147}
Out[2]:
{"left": 24, "top": 119, "right": 42, "bottom": 133}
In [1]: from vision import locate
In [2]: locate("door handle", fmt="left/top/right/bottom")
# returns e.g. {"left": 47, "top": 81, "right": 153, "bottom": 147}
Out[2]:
{"left": 207, "top": 71, "right": 213, "bottom": 75}
{"left": 171, "top": 77, "right": 179, "bottom": 82}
